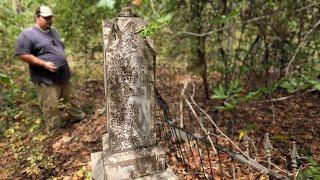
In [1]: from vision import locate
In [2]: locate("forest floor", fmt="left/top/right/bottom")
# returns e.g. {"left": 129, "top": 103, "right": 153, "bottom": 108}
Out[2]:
{"left": 1, "top": 66, "right": 320, "bottom": 179}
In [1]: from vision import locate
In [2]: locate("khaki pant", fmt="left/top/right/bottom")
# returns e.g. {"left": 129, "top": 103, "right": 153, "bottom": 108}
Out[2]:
{"left": 35, "top": 82, "right": 85, "bottom": 132}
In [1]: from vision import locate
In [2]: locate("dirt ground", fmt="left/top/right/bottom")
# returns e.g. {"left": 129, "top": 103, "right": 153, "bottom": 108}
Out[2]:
{"left": 1, "top": 67, "right": 320, "bottom": 179}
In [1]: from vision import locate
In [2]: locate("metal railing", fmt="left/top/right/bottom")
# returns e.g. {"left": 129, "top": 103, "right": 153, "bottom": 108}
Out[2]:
{"left": 154, "top": 89, "right": 300, "bottom": 179}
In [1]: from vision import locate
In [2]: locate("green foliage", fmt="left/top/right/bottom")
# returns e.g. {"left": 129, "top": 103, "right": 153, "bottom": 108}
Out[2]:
{"left": 212, "top": 9, "right": 239, "bottom": 25}
{"left": 26, "top": 150, "right": 54, "bottom": 176}
{"left": 244, "top": 123, "right": 256, "bottom": 132}
{"left": 139, "top": 13, "right": 172, "bottom": 37}
{"left": 211, "top": 80, "right": 243, "bottom": 110}
{"left": 1, "top": 105, "right": 50, "bottom": 177}
{"left": 298, "top": 158, "right": 320, "bottom": 179}
{"left": 0, "top": 73, "right": 12, "bottom": 84}
{"left": 211, "top": 73, "right": 320, "bottom": 111}
{"left": 74, "top": 166, "right": 91, "bottom": 179}
{"left": 212, "top": 80, "right": 242, "bottom": 100}
{"left": 211, "top": 85, "right": 229, "bottom": 100}
{"left": 54, "top": 0, "right": 117, "bottom": 57}
{"left": 271, "top": 134, "right": 289, "bottom": 142}
{"left": 279, "top": 79, "right": 299, "bottom": 93}
{"left": 1, "top": 0, "right": 320, "bottom": 178}
{"left": 279, "top": 74, "right": 320, "bottom": 93}
{"left": 0, "top": 1, "right": 34, "bottom": 64}
{"left": 97, "top": 0, "right": 116, "bottom": 9}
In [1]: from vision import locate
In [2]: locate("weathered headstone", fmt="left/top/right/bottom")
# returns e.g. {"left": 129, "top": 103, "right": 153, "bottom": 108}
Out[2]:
{"left": 91, "top": 7, "right": 177, "bottom": 180}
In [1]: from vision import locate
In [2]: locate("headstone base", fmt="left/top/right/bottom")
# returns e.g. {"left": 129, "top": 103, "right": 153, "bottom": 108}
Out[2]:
{"left": 91, "top": 147, "right": 177, "bottom": 180}
{"left": 135, "top": 168, "right": 177, "bottom": 180}
{"left": 91, "top": 151, "right": 105, "bottom": 180}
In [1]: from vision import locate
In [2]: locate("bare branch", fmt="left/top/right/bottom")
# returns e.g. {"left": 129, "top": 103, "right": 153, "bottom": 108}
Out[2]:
{"left": 295, "top": 2, "right": 320, "bottom": 13}
{"left": 149, "top": 0, "right": 156, "bottom": 15}
{"left": 254, "top": 88, "right": 316, "bottom": 103}
{"left": 170, "top": 2, "right": 320, "bottom": 38}
{"left": 245, "top": 2, "right": 320, "bottom": 24}
{"left": 285, "top": 19, "right": 320, "bottom": 75}
{"left": 176, "top": 27, "right": 228, "bottom": 37}
{"left": 181, "top": 82, "right": 217, "bottom": 154}
{"left": 179, "top": 83, "right": 185, "bottom": 128}
{"left": 259, "top": 160, "right": 292, "bottom": 175}
{"left": 187, "top": 82, "right": 249, "bottom": 159}
{"left": 179, "top": 82, "right": 289, "bottom": 179}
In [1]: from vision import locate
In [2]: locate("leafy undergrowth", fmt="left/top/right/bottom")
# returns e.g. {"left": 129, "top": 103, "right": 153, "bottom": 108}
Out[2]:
{"left": 1, "top": 66, "right": 320, "bottom": 179}
{"left": 0, "top": 79, "right": 106, "bottom": 179}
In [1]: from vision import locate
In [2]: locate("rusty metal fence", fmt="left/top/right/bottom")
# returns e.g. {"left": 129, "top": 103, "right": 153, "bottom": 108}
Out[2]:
{"left": 154, "top": 89, "right": 301, "bottom": 179}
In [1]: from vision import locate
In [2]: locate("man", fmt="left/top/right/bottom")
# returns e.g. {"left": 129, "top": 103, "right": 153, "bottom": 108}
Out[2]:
{"left": 14, "top": 5, "right": 85, "bottom": 132}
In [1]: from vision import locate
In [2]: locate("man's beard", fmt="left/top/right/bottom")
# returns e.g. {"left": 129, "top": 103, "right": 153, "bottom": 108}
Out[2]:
{"left": 45, "top": 23, "right": 52, "bottom": 30}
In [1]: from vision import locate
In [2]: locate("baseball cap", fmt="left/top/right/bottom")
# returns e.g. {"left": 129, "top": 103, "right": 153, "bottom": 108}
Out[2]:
{"left": 36, "top": 5, "right": 53, "bottom": 17}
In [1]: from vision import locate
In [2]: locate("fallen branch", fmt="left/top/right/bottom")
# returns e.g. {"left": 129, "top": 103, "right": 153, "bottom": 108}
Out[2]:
{"left": 185, "top": 82, "right": 249, "bottom": 159}
{"left": 184, "top": 84, "right": 291, "bottom": 178}
{"left": 260, "top": 160, "right": 292, "bottom": 175}
{"left": 155, "top": 88, "right": 288, "bottom": 179}
{"left": 181, "top": 82, "right": 217, "bottom": 154}
{"left": 183, "top": 82, "right": 289, "bottom": 179}
{"left": 254, "top": 88, "right": 316, "bottom": 103}
{"left": 179, "top": 83, "right": 185, "bottom": 128}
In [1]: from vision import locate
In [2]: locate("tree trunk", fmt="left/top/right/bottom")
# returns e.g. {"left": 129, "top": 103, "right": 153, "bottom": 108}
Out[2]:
{"left": 197, "top": 36, "right": 209, "bottom": 99}
{"left": 12, "top": 0, "right": 20, "bottom": 14}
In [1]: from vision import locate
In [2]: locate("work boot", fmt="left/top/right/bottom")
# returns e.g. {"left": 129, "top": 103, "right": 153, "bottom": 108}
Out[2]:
{"left": 65, "top": 102, "right": 85, "bottom": 124}
{"left": 61, "top": 110, "right": 85, "bottom": 126}
{"left": 46, "top": 116, "right": 63, "bottom": 133}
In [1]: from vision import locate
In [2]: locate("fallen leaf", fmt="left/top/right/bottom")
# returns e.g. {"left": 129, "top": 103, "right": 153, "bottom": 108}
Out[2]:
{"left": 52, "top": 134, "right": 72, "bottom": 151}
{"left": 0, "top": 170, "right": 8, "bottom": 179}
{"left": 132, "top": 0, "right": 141, "bottom": 6}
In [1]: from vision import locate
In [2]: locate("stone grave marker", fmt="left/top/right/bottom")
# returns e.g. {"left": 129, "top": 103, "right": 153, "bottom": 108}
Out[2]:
{"left": 91, "top": 7, "right": 177, "bottom": 180}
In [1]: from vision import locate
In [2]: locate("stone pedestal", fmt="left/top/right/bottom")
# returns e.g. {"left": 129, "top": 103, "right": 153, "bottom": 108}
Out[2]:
{"left": 92, "top": 150, "right": 176, "bottom": 180}
{"left": 91, "top": 7, "right": 177, "bottom": 180}
{"left": 104, "top": 147, "right": 165, "bottom": 179}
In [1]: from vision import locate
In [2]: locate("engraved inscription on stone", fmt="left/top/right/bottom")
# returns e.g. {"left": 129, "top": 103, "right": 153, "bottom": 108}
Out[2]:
{"left": 104, "top": 16, "right": 156, "bottom": 154}
{"left": 91, "top": 7, "right": 177, "bottom": 180}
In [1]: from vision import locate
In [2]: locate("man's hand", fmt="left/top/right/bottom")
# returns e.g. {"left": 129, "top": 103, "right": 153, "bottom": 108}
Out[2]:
{"left": 18, "top": 54, "right": 57, "bottom": 72}
{"left": 43, "top": 62, "right": 57, "bottom": 72}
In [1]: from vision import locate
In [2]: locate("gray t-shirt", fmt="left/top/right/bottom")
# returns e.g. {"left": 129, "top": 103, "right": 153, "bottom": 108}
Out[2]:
{"left": 14, "top": 26, "right": 70, "bottom": 85}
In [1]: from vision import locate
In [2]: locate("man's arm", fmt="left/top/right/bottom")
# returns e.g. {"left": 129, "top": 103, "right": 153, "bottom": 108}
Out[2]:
{"left": 19, "top": 54, "right": 57, "bottom": 72}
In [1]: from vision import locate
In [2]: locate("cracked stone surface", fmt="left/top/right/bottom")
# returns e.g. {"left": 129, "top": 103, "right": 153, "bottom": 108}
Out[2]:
{"left": 91, "top": 7, "right": 177, "bottom": 180}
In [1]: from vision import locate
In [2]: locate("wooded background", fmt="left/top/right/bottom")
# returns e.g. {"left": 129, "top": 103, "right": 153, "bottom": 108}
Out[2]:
{"left": 2, "top": 0, "right": 320, "bottom": 105}
{"left": 1, "top": 0, "right": 320, "bottom": 179}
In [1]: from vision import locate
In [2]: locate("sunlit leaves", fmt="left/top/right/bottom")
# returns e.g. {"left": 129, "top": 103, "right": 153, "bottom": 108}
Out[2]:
{"left": 97, "top": 0, "right": 116, "bottom": 9}
{"left": 216, "top": 101, "right": 236, "bottom": 110}
{"left": 279, "top": 75, "right": 320, "bottom": 94}
{"left": 211, "top": 80, "right": 243, "bottom": 110}
{"left": 212, "top": 9, "right": 239, "bottom": 24}
{"left": 0, "top": 73, "right": 12, "bottom": 85}
{"left": 211, "top": 80, "right": 242, "bottom": 100}
{"left": 238, "top": 130, "right": 245, "bottom": 140}
{"left": 156, "top": 13, "right": 172, "bottom": 24}
{"left": 211, "top": 85, "right": 228, "bottom": 100}
{"left": 279, "top": 79, "right": 298, "bottom": 93}
{"left": 75, "top": 166, "right": 91, "bottom": 179}
{"left": 298, "top": 158, "right": 320, "bottom": 179}
{"left": 140, "top": 13, "right": 172, "bottom": 37}
{"left": 132, "top": 0, "right": 141, "bottom": 7}
{"left": 26, "top": 151, "right": 54, "bottom": 176}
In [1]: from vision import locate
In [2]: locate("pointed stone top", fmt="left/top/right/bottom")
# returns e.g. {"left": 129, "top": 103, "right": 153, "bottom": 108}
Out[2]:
{"left": 243, "top": 133, "right": 250, "bottom": 142}
{"left": 118, "top": 7, "right": 135, "bottom": 17}
{"left": 291, "top": 141, "right": 299, "bottom": 159}
{"left": 264, "top": 133, "right": 273, "bottom": 150}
